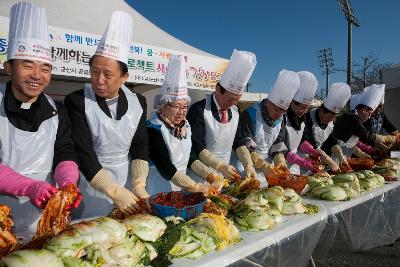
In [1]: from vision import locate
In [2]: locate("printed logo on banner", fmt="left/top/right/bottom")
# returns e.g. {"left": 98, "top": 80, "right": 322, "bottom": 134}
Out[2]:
{"left": 49, "top": 31, "right": 62, "bottom": 42}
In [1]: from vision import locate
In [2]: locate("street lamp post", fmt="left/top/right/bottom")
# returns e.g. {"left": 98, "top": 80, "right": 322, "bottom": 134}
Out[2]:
{"left": 338, "top": 0, "right": 360, "bottom": 88}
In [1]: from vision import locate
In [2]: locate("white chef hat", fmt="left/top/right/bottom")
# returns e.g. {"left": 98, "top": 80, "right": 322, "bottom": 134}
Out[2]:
{"left": 96, "top": 11, "right": 132, "bottom": 64}
{"left": 359, "top": 84, "right": 385, "bottom": 110}
{"left": 267, "top": 69, "right": 300, "bottom": 110}
{"left": 350, "top": 93, "right": 362, "bottom": 111}
{"left": 154, "top": 54, "right": 191, "bottom": 109}
{"left": 379, "top": 84, "right": 385, "bottom": 105}
{"left": 293, "top": 71, "right": 318, "bottom": 105}
{"left": 219, "top": 49, "right": 257, "bottom": 94}
{"left": 7, "top": 2, "right": 51, "bottom": 64}
{"left": 324, "top": 82, "right": 351, "bottom": 113}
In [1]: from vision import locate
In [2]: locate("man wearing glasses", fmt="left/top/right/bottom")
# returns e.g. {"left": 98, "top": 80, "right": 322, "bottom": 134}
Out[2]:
{"left": 187, "top": 50, "right": 257, "bottom": 183}
{"left": 233, "top": 70, "right": 300, "bottom": 185}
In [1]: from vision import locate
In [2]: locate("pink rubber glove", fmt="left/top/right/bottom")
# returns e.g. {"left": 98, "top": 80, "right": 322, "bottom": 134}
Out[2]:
{"left": 299, "top": 141, "right": 319, "bottom": 157}
{"left": 0, "top": 163, "right": 57, "bottom": 208}
{"left": 54, "top": 161, "right": 82, "bottom": 210}
{"left": 286, "top": 152, "right": 320, "bottom": 173}
{"left": 54, "top": 161, "right": 79, "bottom": 188}
{"left": 356, "top": 141, "right": 377, "bottom": 155}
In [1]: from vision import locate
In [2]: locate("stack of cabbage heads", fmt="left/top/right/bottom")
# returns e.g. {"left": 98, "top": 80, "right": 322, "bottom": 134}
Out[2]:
{"left": 169, "top": 213, "right": 240, "bottom": 259}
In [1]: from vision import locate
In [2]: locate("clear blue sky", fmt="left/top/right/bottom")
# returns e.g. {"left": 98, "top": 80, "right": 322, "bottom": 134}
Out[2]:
{"left": 127, "top": 0, "right": 400, "bottom": 96}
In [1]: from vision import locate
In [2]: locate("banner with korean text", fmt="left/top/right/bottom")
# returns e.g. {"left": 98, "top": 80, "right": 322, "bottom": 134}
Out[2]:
{"left": 0, "top": 16, "right": 228, "bottom": 90}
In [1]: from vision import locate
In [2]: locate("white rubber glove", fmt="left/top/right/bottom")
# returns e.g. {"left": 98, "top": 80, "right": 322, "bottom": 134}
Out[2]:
{"left": 91, "top": 169, "right": 139, "bottom": 215}
{"left": 251, "top": 152, "right": 276, "bottom": 177}
{"left": 171, "top": 171, "right": 210, "bottom": 194}
{"left": 316, "top": 148, "right": 340, "bottom": 172}
{"left": 190, "top": 160, "right": 224, "bottom": 189}
{"left": 236, "top": 146, "right": 257, "bottom": 179}
{"left": 131, "top": 159, "right": 151, "bottom": 199}
{"left": 351, "top": 146, "right": 372, "bottom": 159}
{"left": 331, "top": 145, "right": 350, "bottom": 169}
{"left": 199, "top": 149, "right": 240, "bottom": 181}
{"left": 273, "top": 153, "right": 287, "bottom": 167}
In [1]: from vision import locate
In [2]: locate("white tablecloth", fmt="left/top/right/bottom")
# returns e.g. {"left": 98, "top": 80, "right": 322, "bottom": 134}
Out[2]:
{"left": 310, "top": 181, "right": 400, "bottom": 259}
{"left": 305, "top": 181, "right": 400, "bottom": 215}
{"left": 172, "top": 206, "right": 328, "bottom": 267}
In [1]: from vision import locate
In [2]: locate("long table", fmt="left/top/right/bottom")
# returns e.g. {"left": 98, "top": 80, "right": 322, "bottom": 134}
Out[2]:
{"left": 172, "top": 206, "right": 328, "bottom": 267}
{"left": 16, "top": 183, "right": 399, "bottom": 266}
{"left": 308, "top": 181, "right": 400, "bottom": 261}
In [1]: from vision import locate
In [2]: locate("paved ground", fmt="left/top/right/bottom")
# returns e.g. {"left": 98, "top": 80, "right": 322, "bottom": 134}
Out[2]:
{"left": 311, "top": 239, "right": 400, "bottom": 267}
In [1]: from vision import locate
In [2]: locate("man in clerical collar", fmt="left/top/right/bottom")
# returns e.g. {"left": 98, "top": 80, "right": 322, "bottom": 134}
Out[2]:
{"left": 0, "top": 2, "right": 80, "bottom": 235}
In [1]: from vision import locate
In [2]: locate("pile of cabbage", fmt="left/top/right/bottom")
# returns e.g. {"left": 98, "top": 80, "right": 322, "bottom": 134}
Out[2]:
{"left": 308, "top": 171, "right": 385, "bottom": 201}
{"left": 1, "top": 215, "right": 181, "bottom": 267}
{"left": 229, "top": 186, "right": 319, "bottom": 232}
{"left": 169, "top": 213, "right": 240, "bottom": 260}
{"left": 372, "top": 158, "right": 400, "bottom": 178}
{"left": 353, "top": 170, "right": 385, "bottom": 191}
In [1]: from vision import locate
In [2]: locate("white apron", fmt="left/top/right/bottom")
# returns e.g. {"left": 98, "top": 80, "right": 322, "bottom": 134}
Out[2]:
{"left": 337, "top": 135, "right": 359, "bottom": 158}
{"left": 204, "top": 94, "right": 239, "bottom": 163}
{"left": 147, "top": 112, "right": 192, "bottom": 196}
{"left": 189, "top": 94, "right": 239, "bottom": 183}
{"left": 0, "top": 84, "right": 58, "bottom": 233}
{"left": 77, "top": 84, "right": 142, "bottom": 219}
{"left": 285, "top": 116, "right": 305, "bottom": 175}
{"left": 310, "top": 108, "right": 334, "bottom": 148}
{"left": 247, "top": 102, "right": 283, "bottom": 186}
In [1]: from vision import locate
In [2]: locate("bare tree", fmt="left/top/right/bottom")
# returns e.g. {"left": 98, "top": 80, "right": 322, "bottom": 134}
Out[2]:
{"left": 339, "top": 54, "right": 395, "bottom": 93}
{"left": 351, "top": 54, "right": 378, "bottom": 92}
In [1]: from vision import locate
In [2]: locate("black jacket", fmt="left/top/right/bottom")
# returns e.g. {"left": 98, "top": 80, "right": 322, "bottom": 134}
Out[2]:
{"left": 322, "top": 112, "right": 376, "bottom": 153}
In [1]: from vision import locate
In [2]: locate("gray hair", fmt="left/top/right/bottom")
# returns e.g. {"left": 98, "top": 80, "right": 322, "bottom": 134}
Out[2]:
{"left": 153, "top": 93, "right": 191, "bottom": 110}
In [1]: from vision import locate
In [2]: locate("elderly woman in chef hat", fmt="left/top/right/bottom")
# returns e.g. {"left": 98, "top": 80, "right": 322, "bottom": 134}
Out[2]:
{"left": 146, "top": 55, "right": 220, "bottom": 196}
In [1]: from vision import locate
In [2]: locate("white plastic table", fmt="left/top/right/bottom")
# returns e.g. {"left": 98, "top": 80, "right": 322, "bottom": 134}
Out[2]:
{"left": 172, "top": 206, "right": 328, "bottom": 267}
{"left": 307, "top": 181, "right": 400, "bottom": 215}
{"left": 308, "top": 181, "right": 400, "bottom": 260}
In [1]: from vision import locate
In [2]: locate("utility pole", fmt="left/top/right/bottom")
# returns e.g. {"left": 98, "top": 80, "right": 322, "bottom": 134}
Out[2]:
{"left": 317, "top": 48, "right": 335, "bottom": 97}
{"left": 337, "top": 0, "right": 360, "bottom": 88}
{"left": 246, "top": 82, "right": 251, "bottom": 92}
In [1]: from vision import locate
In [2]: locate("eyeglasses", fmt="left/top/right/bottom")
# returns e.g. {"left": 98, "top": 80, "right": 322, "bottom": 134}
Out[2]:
{"left": 271, "top": 102, "right": 286, "bottom": 114}
{"left": 167, "top": 103, "right": 189, "bottom": 112}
